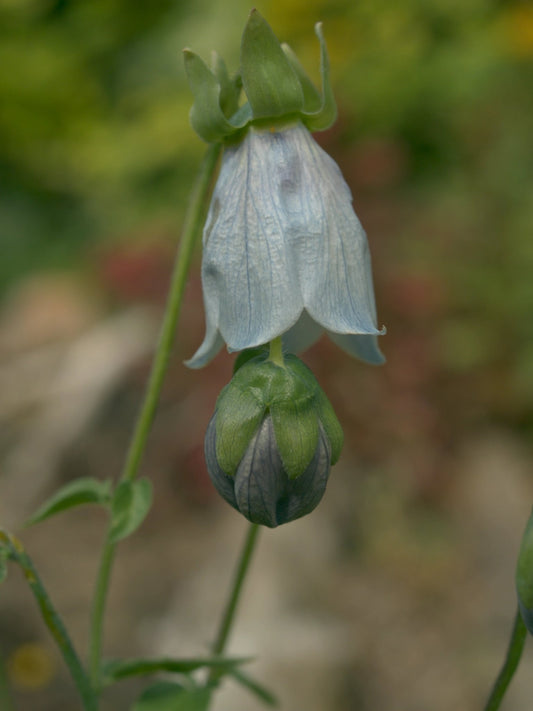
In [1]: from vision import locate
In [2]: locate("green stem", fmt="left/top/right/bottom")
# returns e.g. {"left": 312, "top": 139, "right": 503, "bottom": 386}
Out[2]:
{"left": 88, "top": 143, "right": 221, "bottom": 690}
{"left": 484, "top": 607, "right": 527, "bottom": 711}
{"left": 268, "top": 337, "right": 284, "bottom": 367}
{"left": 89, "top": 539, "right": 116, "bottom": 686}
{"left": 211, "top": 523, "right": 261, "bottom": 658}
{"left": 122, "top": 142, "right": 221, "bottom": 484}
{"left": 1, "top": 533, "right": 97, "bottom": 711}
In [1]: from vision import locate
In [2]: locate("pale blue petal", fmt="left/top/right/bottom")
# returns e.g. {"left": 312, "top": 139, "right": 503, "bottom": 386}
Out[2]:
{"left": 284, "top": 125, "right": 382, "bottom": 336}
{"left": 329, "top": 332, "right": 386, "bottom": 365}
{"left": 201, "top": 128, "right": 304, "bottom": 352}
{"left": 282, "top": 309, "right": 323, "bottom": 353}
{"left": 185, "top": 274, "right": 225, "bottom": 368}
{"left": 185, "top": 327, "right": 225, "bottom": 369}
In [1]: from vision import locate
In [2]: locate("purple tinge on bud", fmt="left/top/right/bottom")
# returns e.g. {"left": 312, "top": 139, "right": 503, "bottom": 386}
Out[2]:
{"left": 205, "top": 414, "right": 331, "bottom": 527}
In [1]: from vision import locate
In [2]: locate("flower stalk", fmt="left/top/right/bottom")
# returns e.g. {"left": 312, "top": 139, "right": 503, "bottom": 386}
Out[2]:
{"left": 484, "top": 607, "right": 527, "bottom": 711}
{"left": 88, "top": 142, "right": 221, "bottom": 689}
{"left": 1, "top": 531, "right": 97, "bottom": 711}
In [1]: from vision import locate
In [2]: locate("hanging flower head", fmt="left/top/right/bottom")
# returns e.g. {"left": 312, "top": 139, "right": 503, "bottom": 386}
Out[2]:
{"left": 184, "top": 10, "right": 385, "bottom": 368}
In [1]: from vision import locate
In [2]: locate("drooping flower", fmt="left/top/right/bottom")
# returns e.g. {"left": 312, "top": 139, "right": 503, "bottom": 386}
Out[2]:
{"left": 184, "top": 11, "right": 385, "bottom": 369}
{"left": 186, "top": 122, "right": 385, "bottom": 368}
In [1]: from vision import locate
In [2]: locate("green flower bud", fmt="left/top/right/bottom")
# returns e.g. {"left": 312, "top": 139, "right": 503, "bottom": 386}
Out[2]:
{"left": 184, "top": 10, "right": 336, "bottom": 144}
{"left": 205, "top": 354, "right": 343, "bottom": 527}
{"left": 516, "top": 507, "right": 533, "bottom": 633}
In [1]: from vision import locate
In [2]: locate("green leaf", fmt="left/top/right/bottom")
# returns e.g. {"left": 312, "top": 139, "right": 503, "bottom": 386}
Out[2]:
{"left": 133, "top": 682, "right": 210, "bottom": 711}
{"left": 230, "top": 669, "right": 279, "bottom": 707}
{"left": 109, "top": 479, "right": 152, "bottom": 543}
{"left": 240, "top": 9, "right": 303, "bottom": 120}
{"left": 101, "top": 656, "right": 250, "bottom": 685}
{"left": 25, "top": 478, "right": 112, "bottom": 526}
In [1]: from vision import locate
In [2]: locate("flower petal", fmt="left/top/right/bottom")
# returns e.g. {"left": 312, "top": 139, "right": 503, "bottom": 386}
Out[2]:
{"left": 200, "top": 127, "right": 305, "bottom": 352}
{"left": 282, "top": 309, "right": 323, "bottom": 354}
{"left": 328, "top": 332, "right": 386, "bottom": 365}
{"left": 184, "top": 289, "right": 225, "bottom": 368}
{"left": 284, "top": 125, "right": 382, "bottom": 336}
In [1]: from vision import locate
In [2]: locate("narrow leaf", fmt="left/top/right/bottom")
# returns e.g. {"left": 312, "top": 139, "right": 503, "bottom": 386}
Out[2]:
{"left": 25, "top": 478, "right": 112, "bottom": 526}
{"left": 109, "top": 479, "right": 152, "bottom": 543}
{"left": 231, "top": 669, "right": 279, "bottom": 707}
{"left": 101, "top": 656, "right": 250, "bottom": 685}
{"left": 133, "top": 682, "right": 210, "bottom": 711}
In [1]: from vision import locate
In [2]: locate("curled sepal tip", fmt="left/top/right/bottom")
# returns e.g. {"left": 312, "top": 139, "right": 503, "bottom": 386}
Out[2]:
{"left": 302, "top": 23, "right": 337, "bottom": 131}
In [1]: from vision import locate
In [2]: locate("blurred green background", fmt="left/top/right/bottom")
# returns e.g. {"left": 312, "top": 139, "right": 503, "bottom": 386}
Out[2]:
{"left": 1, "top": 0, "right": 533, "bottom": 709}
{"left": 2, "top": 0, "right": 533, "bottom": 427}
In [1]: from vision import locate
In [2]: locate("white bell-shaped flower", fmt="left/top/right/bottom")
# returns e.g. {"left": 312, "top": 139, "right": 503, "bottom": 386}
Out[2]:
{"left": 186, "top": 122, "right": 385, "bottom": 368}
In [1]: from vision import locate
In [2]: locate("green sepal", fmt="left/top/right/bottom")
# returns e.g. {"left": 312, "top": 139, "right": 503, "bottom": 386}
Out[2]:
{"left": 109, "top": 478, "right": 153, "bottom": 543}
{"left": 285, "top": 356, "right": 343, "bottom": 464}
{"left": 281, "top": 43, "right": 321, "bottom": 114}
{"left": 24, "top": 477, "right": 112, "bottom": 527}
{"left": 269, "top": 366, "right": 319, "bottom": 479}
{"left": 210, "top": 52, "right": 241, "bottom": 119}
{"left": 215, "top": 374, "right": 267, "bottom": 476}
{"left": 517, "top": 507, "right": 533, "bottom": 634}
{"left": 301, "top": 23, "right": 337, "bottom": 132}
{"left": 233, "top": 347, "right": 268, "bottom": 374}
{"left": 240, "top": 9, "right": 304, "bottom": 120}
{"left": 132, "top": 682, "right": 210, "bottom": 711}
{"left": 183, "top": 50, "right": 246, "bottom": 143}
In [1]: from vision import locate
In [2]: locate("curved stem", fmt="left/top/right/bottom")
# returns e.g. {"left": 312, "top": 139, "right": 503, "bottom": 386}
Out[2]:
{"left": 122, "top": 142, "right": 221, "bottom": 484}
{"left": 1, "top": 533, "right": 97, "bottom": 710}
{"left": 88, "top": 143, "right": 221, "bottom": 689}
{"left": 484, "top": 607, "right": 527, "bottom": 711}
{"left": 212, "top": 523, "right": 261, "bottom": 658}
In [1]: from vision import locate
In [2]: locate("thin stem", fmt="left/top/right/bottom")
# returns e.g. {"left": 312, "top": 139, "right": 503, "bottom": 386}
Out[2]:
{"left": 212, "top": 523, "right": 261, "bottom": 657}
{"left": 484, "top": 607, "right": 527, "bottom": 711}
{"left": 268, "top": 337, "right": 284, "bottom": 367}
{"left": 89, "top": 539, "right": 116, "bottom": 686}
{"left": 122, "top": 142, "right": 221, "bottom": 484}
{"left": 1, "top": 533, "right": 97, "bottom": 711}
{"left": 88, "top": 142, "right": 221, "bottom": 690}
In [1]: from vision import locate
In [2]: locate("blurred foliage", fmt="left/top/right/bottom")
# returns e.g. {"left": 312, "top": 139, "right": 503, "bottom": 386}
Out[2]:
{"left": 1, "top": 0, "right": 533, "bottom": 429}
